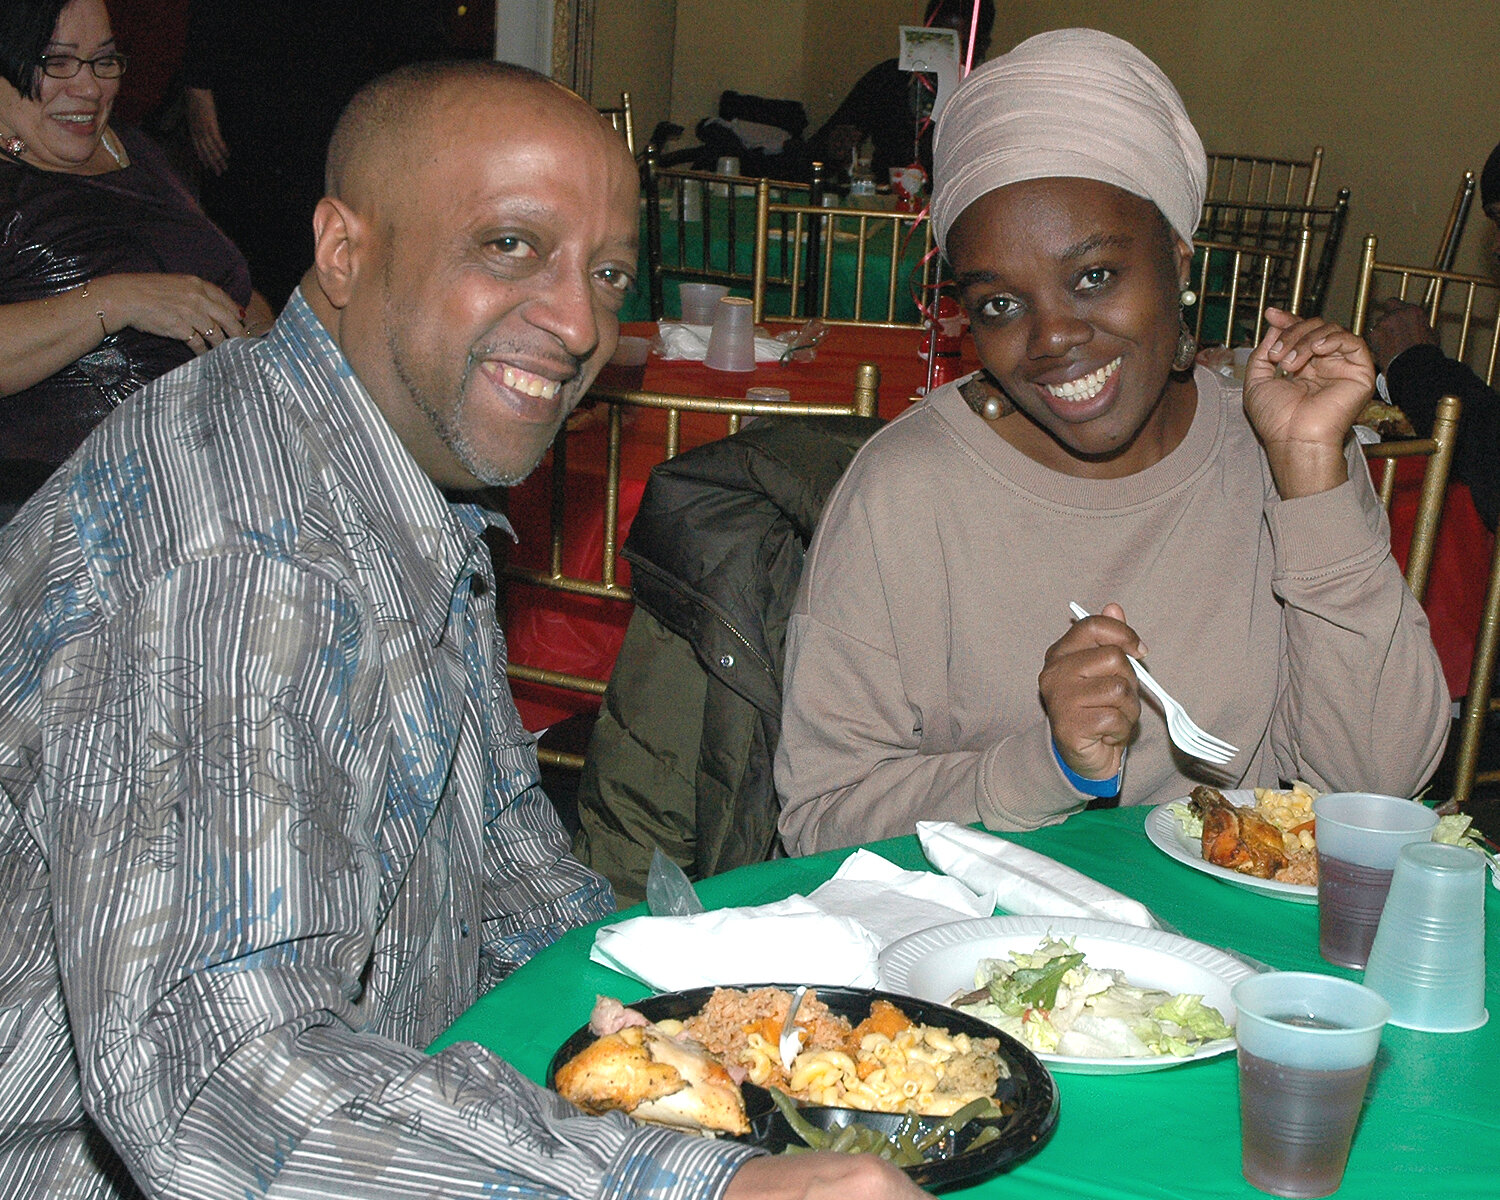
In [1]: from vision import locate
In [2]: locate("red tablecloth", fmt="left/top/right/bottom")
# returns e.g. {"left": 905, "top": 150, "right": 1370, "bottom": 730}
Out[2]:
{"left": 502, "top": 331, "right": 1491, "bottom": 728}
{"left": 503, "top": 322, "right": 958, "bottom": 728}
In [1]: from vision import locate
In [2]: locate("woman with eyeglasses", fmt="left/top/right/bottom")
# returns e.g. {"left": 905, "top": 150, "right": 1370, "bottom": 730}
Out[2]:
{"left": 0, "top": 0, "right": 274, "bottom": 516}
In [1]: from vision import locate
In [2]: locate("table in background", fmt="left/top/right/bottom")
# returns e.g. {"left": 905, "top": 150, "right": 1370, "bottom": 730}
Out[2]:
{"left": 502, "top": 321, "right": 977, "bottom": 729}
{"left": 431, "top": 807, "right": 1500, "bottom": 1199}
{"left": 621, "top": 195, "right": 931, "bottom": 325}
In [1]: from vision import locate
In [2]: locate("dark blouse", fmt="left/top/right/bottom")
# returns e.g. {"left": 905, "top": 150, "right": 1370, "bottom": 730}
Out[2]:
{"left": 0, "top": 126, "right": 252, "bottom": 471}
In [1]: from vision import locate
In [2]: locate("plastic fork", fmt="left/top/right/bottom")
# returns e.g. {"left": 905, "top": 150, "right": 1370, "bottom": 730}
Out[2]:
{"left": 1068, "top": 603, "right": 1238, "bottom": 766}
{"left": 778, "top": 985, "right": 808, "bottom": 1071}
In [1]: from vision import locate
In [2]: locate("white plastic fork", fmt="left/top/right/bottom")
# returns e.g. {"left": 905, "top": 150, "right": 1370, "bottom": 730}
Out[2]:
{"left": 778, "top": 985, "right": 808, "bottom": 1071}
{"left": 1068, "top": 602, "right": 1238, "bottom": 766}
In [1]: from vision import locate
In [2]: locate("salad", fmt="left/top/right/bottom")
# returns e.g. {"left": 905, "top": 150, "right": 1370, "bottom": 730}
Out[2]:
{"left": 948, "top": 937, "right": 1233, "bottom": 1059}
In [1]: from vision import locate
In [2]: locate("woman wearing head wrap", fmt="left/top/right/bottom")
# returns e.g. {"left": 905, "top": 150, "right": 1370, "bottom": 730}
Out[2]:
{"left": 775, "top": 29, "right": 1448, "bottom": 854}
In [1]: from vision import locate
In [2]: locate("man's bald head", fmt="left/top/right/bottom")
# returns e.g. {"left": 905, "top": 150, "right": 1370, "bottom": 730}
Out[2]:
{"left": 325, "top": 60, "right": 620, "bottom": 214}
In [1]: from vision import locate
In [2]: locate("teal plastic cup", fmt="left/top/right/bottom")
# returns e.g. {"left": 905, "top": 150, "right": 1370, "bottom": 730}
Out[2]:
{"left": 1231, "top": 972, "right": 1389, "bottom": 1198}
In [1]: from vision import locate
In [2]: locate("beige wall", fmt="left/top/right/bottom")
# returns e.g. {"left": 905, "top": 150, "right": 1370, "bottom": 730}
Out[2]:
{"left": 669, "top": 0, "right": 809, "bottom": 130}
{"left": 802, "top": 0, "right": 921, "bottom": 130}
{"left": 594, "top": 0, "right": 1498, "bottom": 317}
{"left": 589, "top": 0, "right": 678, "bottom": 154}
{"left": 986, "top": 0, "right": 1500, "bottom": 317}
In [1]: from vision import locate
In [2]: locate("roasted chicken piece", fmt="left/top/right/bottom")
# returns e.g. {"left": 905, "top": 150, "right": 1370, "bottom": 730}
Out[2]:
{"left": 554, "top": 1005, "right": 749, "bottom": 1134}
{"left": 1189, "top": 785, "right": 1289, "bottom": 879}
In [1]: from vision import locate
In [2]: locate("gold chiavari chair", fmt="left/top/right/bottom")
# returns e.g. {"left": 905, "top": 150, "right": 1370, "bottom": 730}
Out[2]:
{"left": 1195, "top": 187, "right": 1350, "bottom": 316}
{"left": 502, "top": 367, "right": 881, "bottom": 769}
{"left": 1349, "top": 235, "right": 1500, "bottom": 809}
{"left": 1187, "top": 228, "right": 1313, "bottom": 350}
{"left": 1205, "top": 144, "right": 1324, "bottom": 207}
{"left": 597, "top": 90, "right": 635, "bottom": 155}
{"left": 1358, "top": 394, "right": 1461, "bottom": 605}
{"left": 1424, "top": 171, "right": 1477, "bottom": 309}
{"left": 642, "top": 146, "right": 824, "bottom": 322}
{"left": 749, "top": 183, "right": 938, "bottom": 329}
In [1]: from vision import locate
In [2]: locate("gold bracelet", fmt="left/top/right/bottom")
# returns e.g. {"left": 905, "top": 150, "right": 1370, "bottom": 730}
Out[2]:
{"left": 78, "top": 282, "right": 109, "bottom": 340}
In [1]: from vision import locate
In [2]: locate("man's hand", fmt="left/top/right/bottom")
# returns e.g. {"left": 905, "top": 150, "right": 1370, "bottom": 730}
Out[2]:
{"left": 1038, "top": 603, "right": 1142, "bottom": 783}
{"left": 1242, "top": 308, "right": 1375, "bottom": 500}
{"left": 724, "top": 1151, "right": 927, "bottom": 1200}
{"left": 1366, "top": 297, "right": 1439, "bottom": 373}
{"left": 185, "top": 87, "right": 230, "bottom": 175}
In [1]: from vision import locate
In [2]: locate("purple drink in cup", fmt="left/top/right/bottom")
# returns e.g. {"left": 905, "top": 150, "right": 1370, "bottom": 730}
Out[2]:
{"left": 1313, "top": 793, "right": 1438, "bottom": 969}
{"left": 1231, "top": 973, "right": 1389, "bottom": 1198}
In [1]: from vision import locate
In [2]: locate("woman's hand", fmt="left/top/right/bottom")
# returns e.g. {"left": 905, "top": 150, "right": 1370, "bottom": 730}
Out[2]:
{"left": 94, "top": 273, "right": 248, "bottom": 354}
{"left": 1242, "top": 308, "right": 1375, "bottom": 500}
{"left": 1038, "top": 603, "right": 1142, "bottom": 782}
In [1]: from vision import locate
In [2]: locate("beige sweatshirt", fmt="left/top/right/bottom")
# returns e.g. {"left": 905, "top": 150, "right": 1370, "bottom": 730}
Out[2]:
{"left": 775, "top": 367, "right": 1450, "bottom": 855}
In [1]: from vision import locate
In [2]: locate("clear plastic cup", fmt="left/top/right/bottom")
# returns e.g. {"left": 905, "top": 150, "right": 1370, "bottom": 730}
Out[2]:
{"left": 703, "top": 297, "right": 756, "bottom": 372}
{"left": 740, "top": 386, "right": 791, "bottom": 428}
{"left": 679, "top": 283, "right": 730, "bottom": 325}
{"left": 1313, "top": 792, "right": 1438, "bottom": 968}
{"left": 1231, "top": 972, "right": 1390, "bottom": 1198}
{"left": 1362, "top": 841, "right": 1488, "bottom": 1032}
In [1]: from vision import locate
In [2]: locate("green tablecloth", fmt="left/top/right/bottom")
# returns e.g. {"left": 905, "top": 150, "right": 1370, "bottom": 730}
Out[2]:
{"left": 431, "top": 809, "right": 1500, "bottom": 1198}
{"left": 623, "top": 196, "right": 930, "bottom": 325}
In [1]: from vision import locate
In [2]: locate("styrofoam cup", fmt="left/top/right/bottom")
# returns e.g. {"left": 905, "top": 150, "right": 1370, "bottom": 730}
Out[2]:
{"left": 679, "top": 283, "right": 730, "bottom": 325}
{"left": 1231, "top": 973, "right": 1389, "bottom": 1198}
{"left": 703, "top": 296, "right": 756, "bottom": 372}
{"left": 1362, "top": 841, "right": 1487, "bottom": 1032}
{"left": 1314, "top": 792, "right": 1438, "bottom": 968}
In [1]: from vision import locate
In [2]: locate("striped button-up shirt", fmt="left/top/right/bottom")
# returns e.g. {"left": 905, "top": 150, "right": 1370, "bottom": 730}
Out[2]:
{"left": 0, "top": 294, "right": 758, "bottom": 1198}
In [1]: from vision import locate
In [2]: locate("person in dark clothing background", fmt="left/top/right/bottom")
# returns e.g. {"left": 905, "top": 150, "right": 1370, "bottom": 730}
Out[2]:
{"left": 807, "top": 0, "right": 993, "bottom": 185}
{"left": 181, "top": 1, "right": 451, "bottom": 307}
{"left": 1366, "top": 139, "right": 1500, "bottom": 531}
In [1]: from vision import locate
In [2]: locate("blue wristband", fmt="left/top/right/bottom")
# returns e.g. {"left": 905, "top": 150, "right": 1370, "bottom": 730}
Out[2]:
{"left": 1052, "top": 740, "right": 1123, "bottom": 798}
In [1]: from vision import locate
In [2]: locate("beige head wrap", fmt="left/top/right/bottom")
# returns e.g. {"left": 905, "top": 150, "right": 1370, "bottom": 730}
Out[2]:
{"left": 931, "top": 28, "right": 1207, "bottom": 254}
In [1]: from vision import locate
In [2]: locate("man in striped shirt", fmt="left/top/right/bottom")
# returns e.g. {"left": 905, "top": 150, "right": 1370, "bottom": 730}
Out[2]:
{"left": 0, "top": 59, "right": 921, "bottom": 1200}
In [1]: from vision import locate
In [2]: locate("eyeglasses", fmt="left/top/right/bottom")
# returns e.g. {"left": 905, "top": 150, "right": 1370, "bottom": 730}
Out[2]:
{"left": 37, "top": 53, "right": 128, "bottom": 80}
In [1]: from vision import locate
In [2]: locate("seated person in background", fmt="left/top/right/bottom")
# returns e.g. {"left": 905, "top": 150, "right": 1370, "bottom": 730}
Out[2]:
{"left": 0, "top": 0, "right": 274, "bottom": 516}
{"left": 807, "top": 0, "right": 993, "bottom": 184}
{"left": 775, "top": 28, "right": 1449, "bottom": 855}
{"left": 1365, "top": 138, "right": 1500, "bottom": 531}
{"left": 0, "top": 57, "right": 920, "bottom": 1200}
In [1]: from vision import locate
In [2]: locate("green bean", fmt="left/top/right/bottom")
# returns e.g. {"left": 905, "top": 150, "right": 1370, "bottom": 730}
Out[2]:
{"left": 770, "top": 1088, "right": 1004, "bottom": 1166}
{"left": 768, "top": 1088, "right": 831, "bottom": 1150}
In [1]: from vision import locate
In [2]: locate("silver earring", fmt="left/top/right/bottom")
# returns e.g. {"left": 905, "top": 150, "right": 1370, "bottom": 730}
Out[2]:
{"left": 1172, "top": 319, "right": 1198, "bottom": 372}
{"left": 1180, "top": 286, "right": 1198, "bottom": 307}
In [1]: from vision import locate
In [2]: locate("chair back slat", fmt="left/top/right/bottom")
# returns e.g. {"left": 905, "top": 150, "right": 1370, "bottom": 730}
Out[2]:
{"left": 1195, "top": 188, "right": 1348, "bottom": 316}
{"left": 597, "top": 91, "right": 635, "bottom": 155}
{"left": 1205, "top": 145, "right": 1323, "bottom": 207}
{"left": 1189, "top": 228, "right": 1313, "bottom": 348}
{"left": 751, "top": 188, "right": 937, "bottom": 329}
{"left": 644, "top": 147, "right": 822, "bottom": 321}
{"left": 1349, "top": 234, "right": 1500, "bottom": 389}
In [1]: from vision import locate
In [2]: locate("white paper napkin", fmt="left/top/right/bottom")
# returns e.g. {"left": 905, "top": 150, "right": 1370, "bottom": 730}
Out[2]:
{"left": 654, "top": 322, "right": 786, "bottom": 364}
{"left": 806, "top": 849, "right": 997, "bottom": 948}
{"left": 588, "top": 849, "right": 999, "bottom": 991}
{"left": 590, "top": 896, "right": 883, "bottom": 990}
{"left": 917, "top": 820, "right": 1160, "bottom": 929}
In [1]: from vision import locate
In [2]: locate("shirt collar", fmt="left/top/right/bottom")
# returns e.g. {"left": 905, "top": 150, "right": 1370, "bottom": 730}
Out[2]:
{"left": 263, "top": 291, "right": 513, "bottom": 646}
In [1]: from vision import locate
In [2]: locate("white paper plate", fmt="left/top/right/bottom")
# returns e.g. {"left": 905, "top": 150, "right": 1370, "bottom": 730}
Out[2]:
{"left": 878, "top": 916, "right": 1254, "bottom": 1074}
{"left": 1144, "top": 793, "right": 1317, "bottom": 904}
